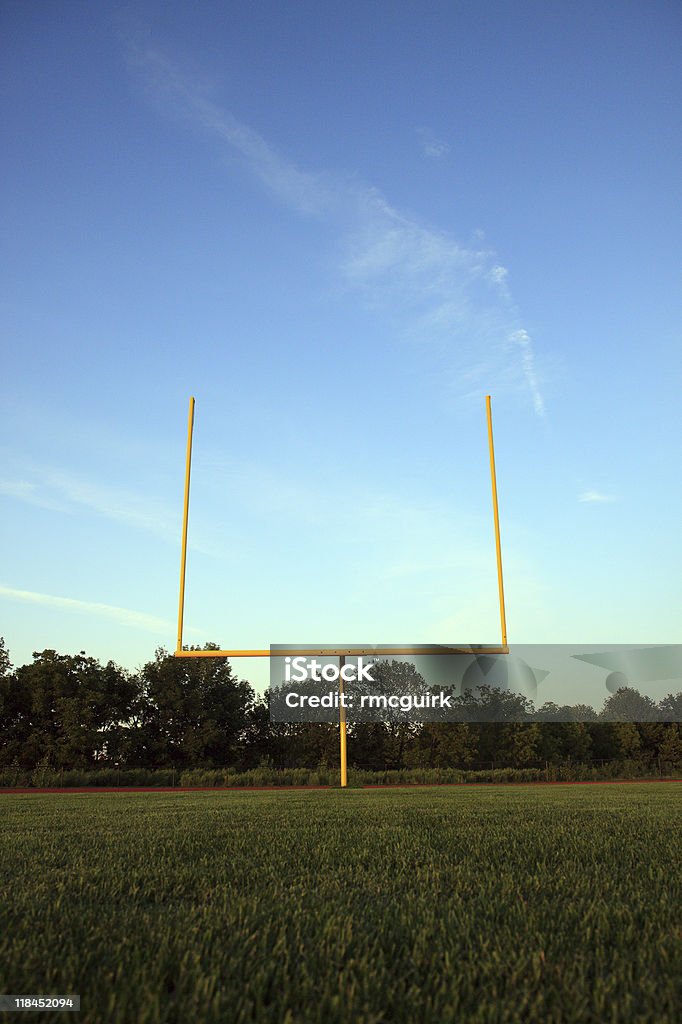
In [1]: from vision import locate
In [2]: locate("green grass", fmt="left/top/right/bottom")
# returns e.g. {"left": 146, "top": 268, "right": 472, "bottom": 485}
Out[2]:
{"left": 1, "top": 785, "right": 681, "bottom": 1024}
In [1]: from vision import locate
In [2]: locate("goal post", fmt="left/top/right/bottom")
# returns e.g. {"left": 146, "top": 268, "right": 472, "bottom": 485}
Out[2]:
{"left": 172, "top": 395, "right": 509, "bottom": 786}
{"left": 486, "top": 395, "right": 508, "bottom": 649}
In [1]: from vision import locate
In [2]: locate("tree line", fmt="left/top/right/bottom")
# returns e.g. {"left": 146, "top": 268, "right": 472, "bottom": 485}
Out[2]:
{"left": 1, "top": 638, "right": 681, "bottom": 773}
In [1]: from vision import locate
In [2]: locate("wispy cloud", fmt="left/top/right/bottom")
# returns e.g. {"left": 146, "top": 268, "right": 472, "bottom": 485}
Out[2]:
{"left": 127, "top": 46, "right": 334, "bottom": 217}
{"left": 50, "top": 470, "right": 180, "bottom": 539}
{"left": 0, "top": 478, "right": 72, "bottom": 513}
{"left": 128, "top": 44, "right": 546, "bottom": 415}
{"left": 416, "top": 127, "right": 449, "bottom": 159}
{"left": 488, "top": 265, "right": 509, "bottom": 288}
{"left": 0, "top": 480, "right": 39, "bottom": 501}
{"left": 0, "top": 583, "right": 173, "bottom": 634}
{"left": 508, "top": 330, "right": 545, "bottom": 417}
{"left": 0, "top": 465, "right": 217, "bottom": 556}
{"left": 0, "top": 468, "right": 177, "bottom": 541}
{"left": 579, "top": 490, "right": 616, "bottom": 504}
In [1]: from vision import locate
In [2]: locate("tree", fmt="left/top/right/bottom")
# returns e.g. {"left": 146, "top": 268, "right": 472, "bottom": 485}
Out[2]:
{"left": 350, "top": 660, "right": 425, "bottom": 769}
{"left": 139, "top": 645, "right": 255, "bottom": 767}
{"left": 507, "top": 722, "right": 542, "bottom": 766}
{"left": 0, "top": 638, "right": 31, "bottom": 767}
{"left": 458, "top": 686, "right": 534, "bottom": 723}
{"left": 9, "top": 649, "right": 137, "bottom": 769}
{"left": 0, "top": 637, "right": 11, "bottom": 679}
{"left": 348, "top": 722, "right": 393, "bottom": 770}
{"left": 409, "top": 722, "right": 478, "bottom": 768}
{"left": 658, "top": 725, "right": 682, "bottom": 771}
{"left": 612, "top": 722, "right": 642, "bottom": 759}
{"left": 658, "top": 693, "right": 682, "bottom": 721}
{"left": 240, "top": 695, "right": 278, "bottom": 767}
{"left": 600, "top": 687, "right": 659, "bottom": 722}
{"left": 536, "top": 721, "right": 592, "bottom": 764}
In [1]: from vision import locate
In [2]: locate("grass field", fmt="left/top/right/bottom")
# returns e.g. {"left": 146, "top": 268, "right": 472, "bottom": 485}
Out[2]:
{"left": 1, "top": 785, "right": 681, "bottom": 1024}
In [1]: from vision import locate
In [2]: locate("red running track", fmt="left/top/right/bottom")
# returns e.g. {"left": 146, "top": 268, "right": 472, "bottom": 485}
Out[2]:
{"left": 1, "top": 778, "right": 681, "bottom": 794}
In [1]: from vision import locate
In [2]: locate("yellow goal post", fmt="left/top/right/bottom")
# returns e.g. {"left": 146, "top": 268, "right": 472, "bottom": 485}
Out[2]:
{"left": 172, "top": 395, "right": 509, "bottom": 786}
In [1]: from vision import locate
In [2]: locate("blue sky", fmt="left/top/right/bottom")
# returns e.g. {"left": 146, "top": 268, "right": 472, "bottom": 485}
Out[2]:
{"left": 1, "top": 1, "right": 681, "bottom": 692}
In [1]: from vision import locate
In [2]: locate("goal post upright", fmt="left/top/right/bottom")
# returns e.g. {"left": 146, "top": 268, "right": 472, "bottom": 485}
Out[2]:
{"left": 176, "top": 395, "right": 195, "bottom": 655}
{"left": 486, "top": 395, "right": 508, "bottom": 649}
{"left": 339, "top": 655, "right": 347, "bottom": 788}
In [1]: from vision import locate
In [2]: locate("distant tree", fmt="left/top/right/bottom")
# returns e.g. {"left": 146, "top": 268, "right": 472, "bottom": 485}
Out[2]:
{"left": 536, "top": 721, "right": 592, "bottom": 764}
{"left": 0, "top": 637, "right": 11, "bottom": 679}
{"left": 0, "top": 638, "right": 30, "bottom": 767}
{"left": 587, "top": 722, "right": 622, "bottom": 761}
{"left": 458, "top": 686, "right": 534, "bottom": 723}
{"left": 9, "top": 649, "right": 137, "bottom": 769}
{"left": 636, "top": 722, "right": 666, "bottom": 766}
{"left": 240, "top": 695, "right": 277, "bottom": 768}
{"left": 300, "top": 722, "right": 340, "bottom": 767}
{"left": 138, "top": 645, "right": 255, "bottom": 767}
{"left": 507, "top": 722, "right": 542, "bottom": 766}
{"left": 348, "top": 722, "right": 393, "bottom": 770}
{"left": 658, "top": 693, "right": 682, "bottom": 721}
{"left": 475, "top": 722, "right": 509, "bottom": 765}
{"left": 381, "top": 722, "right": 419, "bottom": 770}
{"left": 658, "top": 725, "right": 682, "bottom": 770}
{"left": 352, "top": 660, "right": 425, "bottom": 769}
{"left": 590, "top": 719, "right": 653, "bottom": 761}
{"left": 409, "top": 722, "right": 478, "bottom": 768}
{"left": 535, "top": 702, "right": 597, "bottom": 723}
{"left": 350, "top": 660, "right": 429, "bottom": 722}
{"left": 612, "top": 721, "right": 642, "bottom": 759}
{"left": 600, "top": 687, "right": 659, "bottom": 722}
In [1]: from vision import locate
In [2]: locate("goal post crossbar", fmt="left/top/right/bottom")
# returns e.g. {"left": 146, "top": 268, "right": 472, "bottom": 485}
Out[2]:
{"left": 174, "top": 646, "right": 510, "bottom": 658}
